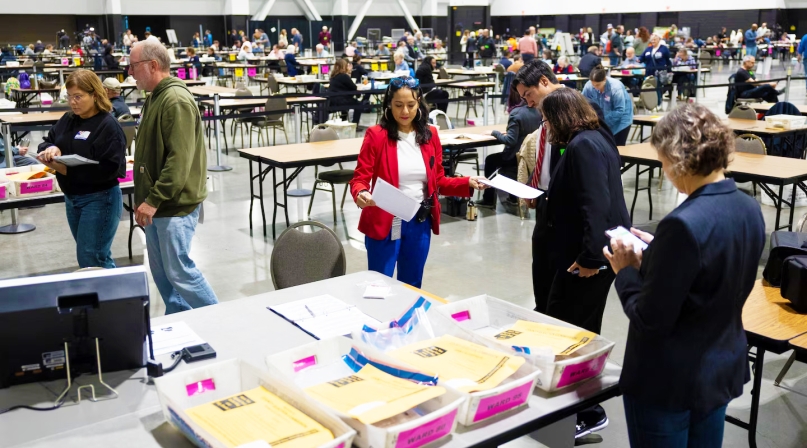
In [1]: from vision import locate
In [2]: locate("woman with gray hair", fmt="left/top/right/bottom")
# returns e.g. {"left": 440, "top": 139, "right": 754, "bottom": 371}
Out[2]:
{"left": 604, "top": 104, "right": 765, "bottom": 447}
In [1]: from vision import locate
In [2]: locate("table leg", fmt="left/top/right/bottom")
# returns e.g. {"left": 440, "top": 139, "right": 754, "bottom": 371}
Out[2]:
{"left": 272, "top": 166, "right": 278, "bottom": 239}
{"left": 630, "top": 166, "right": 641, "bottom": 221}
{"left": 0, "top": 122, "right": 35, "bottom": 235}
{"left": 775, "top": 184, "right": 784, "bottom": 230}
{"left": 125, "top": 193, "right": 143, "bottom": 260}
{"left": 249, "top": 160, "right": 254, "bottom": 231}
{"left": 283, "top": 168, "right": 290, "bottom": 226}
{"left": 788, "top": 181, "right": 797, "bottom": 231}
{"left": 647, "top": 168, "right": 654, "bottom": 220}
{"left": 725, "top": 347, "right": 764, "bottom": 448}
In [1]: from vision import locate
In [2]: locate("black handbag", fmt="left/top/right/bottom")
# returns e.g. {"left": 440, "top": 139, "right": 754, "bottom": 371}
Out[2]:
{"left": 762, "top": 231, "right": 807, "bottom": 286}
{"left": 780, "top": 255, "right": 807, "bottom": 313}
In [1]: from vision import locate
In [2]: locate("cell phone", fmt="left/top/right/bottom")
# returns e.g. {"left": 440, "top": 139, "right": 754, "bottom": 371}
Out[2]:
{"left": 605, "top": 226, "right": 648, "bottom": 252}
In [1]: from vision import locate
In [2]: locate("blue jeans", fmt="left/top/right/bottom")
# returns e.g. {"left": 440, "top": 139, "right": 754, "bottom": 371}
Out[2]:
{"left": 802, "top": 59, "right": 807, "bottom": 89}
{"left": 64, "top": 185, "right": 122, "bottom": 269}
{"left": 746, "top": 46, "right": 757, "bottom": 57}
{"left": 145, "top": 205, "right": 218, "bottom": 314}
{"left": 0, "top": 154, "right": 40, "bottom": 168}
{"left": 365, "top": 217, "right": 431, "bottom": 288}
{"left": 623, "top": 395, "right": 727, "bottom": 448}
{"left": 610, "top": 55, "right": 620, "bottom": 66}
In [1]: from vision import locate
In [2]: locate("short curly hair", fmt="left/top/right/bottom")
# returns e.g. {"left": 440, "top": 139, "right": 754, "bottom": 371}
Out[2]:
{"left": 650, "top": 104, "right": 734, "bottom": 178}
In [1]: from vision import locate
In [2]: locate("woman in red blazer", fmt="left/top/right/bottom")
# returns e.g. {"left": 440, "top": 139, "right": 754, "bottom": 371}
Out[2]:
{"left": 349, "top": 77, "right": 485, "bottom": 288}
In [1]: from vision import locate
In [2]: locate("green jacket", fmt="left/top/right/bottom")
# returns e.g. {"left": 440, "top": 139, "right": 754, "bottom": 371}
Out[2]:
{"left": 134, "top": 77, "right": 207, "bottom": 217}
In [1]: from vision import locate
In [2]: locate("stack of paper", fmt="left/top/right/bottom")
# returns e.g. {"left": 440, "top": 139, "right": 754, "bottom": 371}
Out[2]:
{"left": 389, "top": 334, "right": 524, "bottom": 393}
{"left": 269, "top": 295, "right": 381, "bottom": 340}
{"left": 54, "top": 154, "right": 99, "bottom": 167}
{"left": 186, "top": 386, "right": 334, "bottom": 448}
{"left": 478, "top": 175, "right": 543, "bottom": 199}
{"left": 491, "top": 321, "right": 596, "bottom": 356}
{"left": 304, "top": 364, "right": 445, "bottom": 424}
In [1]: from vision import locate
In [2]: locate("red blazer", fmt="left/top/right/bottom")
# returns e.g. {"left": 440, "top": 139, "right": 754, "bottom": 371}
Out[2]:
{"left": 350, "top": 125, "right": 471, "bottom": 240}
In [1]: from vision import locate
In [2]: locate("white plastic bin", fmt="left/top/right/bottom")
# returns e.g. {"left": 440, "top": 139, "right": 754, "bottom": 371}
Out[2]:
{"left": 154, "top": 358, "right": 355, "bottom": 448}
{"left": 764, "top": 114, "right": 806, "bottom": 130}
{"left": 267, "top": 336, "right": 465, "bottom": 448}
{"left": 434, "top": 295, "right": 614, "bottom": 393}
{"left": 0, "top": 166, "right": 55, "bottom": 198}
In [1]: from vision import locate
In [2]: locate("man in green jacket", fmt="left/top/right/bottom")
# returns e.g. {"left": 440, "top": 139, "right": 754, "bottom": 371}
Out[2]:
{"left": 131, "top": 39, "right": 218, "bottom": 314}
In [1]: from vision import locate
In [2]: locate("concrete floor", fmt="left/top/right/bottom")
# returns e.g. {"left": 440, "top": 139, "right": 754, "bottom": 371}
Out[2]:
{"left": 2, "top": 60, "right": 807, "bottom": 447}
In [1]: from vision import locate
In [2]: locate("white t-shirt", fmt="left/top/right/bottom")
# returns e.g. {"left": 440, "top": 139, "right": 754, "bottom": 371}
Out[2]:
{"left": 537, "top": 126, "right": 552, "bottom": 190}
{"left": 397, "top": 131, "right": 427, "bottom": 202}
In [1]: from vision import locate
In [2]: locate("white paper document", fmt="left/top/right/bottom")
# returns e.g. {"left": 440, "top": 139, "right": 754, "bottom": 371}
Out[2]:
{"left": 372, "top": 178, "right": 421, "bottom": 222}
{"left": 269, "top": 295, "right": 381, "bottom": 339}
{"left": 479, "top": 174, "right": 544, "bottom": 199}
{"left": 54, "top": 154, "right": 99, "bottom": 167}
{"left": 149, "top": 321, "right": 206, "bottom": 357}
{"left": 363, "top": 284, "right": 392, "bottom": 299}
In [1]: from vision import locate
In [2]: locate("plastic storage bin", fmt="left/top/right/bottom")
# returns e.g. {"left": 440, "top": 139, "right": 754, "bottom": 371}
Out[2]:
{"left": 765, "top": 114, "right": 806, "bottom": 130}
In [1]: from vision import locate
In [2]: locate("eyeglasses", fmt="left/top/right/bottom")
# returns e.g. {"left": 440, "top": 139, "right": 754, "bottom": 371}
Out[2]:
{"left": 129, "top": 59, "right": 154, "bottom": 69}
{"left": 68, "top": 93, "right": 89, "bottom": 103}
{"left": 390, "top": 77, "right": 420, "bottom": 89}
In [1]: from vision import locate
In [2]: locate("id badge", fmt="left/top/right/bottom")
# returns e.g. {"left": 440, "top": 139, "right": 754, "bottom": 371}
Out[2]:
{"left": 391, "top": 217, "right": 402, "bottom": 241}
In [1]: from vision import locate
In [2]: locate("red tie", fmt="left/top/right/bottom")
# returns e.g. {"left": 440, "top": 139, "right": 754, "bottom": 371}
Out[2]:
{"left": 531, "top": 126, "right": 547, "bottom": 189}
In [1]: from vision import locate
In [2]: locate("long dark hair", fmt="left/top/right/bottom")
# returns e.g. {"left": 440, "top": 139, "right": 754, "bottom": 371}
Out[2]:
{"left": 380, "top": 78, "right": 432, "bottom": 145}
{"left": 540, "top": 88, "right": 599, "bottom": 146}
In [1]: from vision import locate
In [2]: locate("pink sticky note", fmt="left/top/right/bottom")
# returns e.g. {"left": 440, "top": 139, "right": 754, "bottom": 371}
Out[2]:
{"left": 293, "top": 355, "right": 317, "bottom": 372}
{"left": 556, "top": 352, "right": 608, "bottom": 388}
{"left": 247, "top": 67, "right": 257, "bottom": 77}
{"left": 622, "top": 70, "right": 630, "bottom": 75}
{"left": 0, "top": 184, "right": 6, "bottom": 200}
{"left": 61, "top": 58, "right": 69, "bottom": 66}
{"left": 472, "top": 380, "right": 532, "bottom": 422}
{"left": 451, "top": 310, "right": 471, "bottom": 322}
{"left": 716, "top": 50, "right": 721, "bottom": 56}
{"left": 395, "top": 408, "right": 458, "bottom": 448}
{"left": 20, "top": 178, "right": 52, "bottom": 195}
{"left": 321, "top": 65, "right": 329, "bottom": 74}
{"left": 189, "top": 67, "right": 198, "bottom": 79}
{"left": 177, "top": 68, "right": 186, "bottom": 79}
{"left": 185, "top": 378, "right": 216, "bottom": 397}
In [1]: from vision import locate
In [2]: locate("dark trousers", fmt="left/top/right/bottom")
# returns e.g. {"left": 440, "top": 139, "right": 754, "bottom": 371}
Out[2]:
{"left": 464, "top": 52, "right": 474, "bottom": 67}
{"left": 545, "top": 266, "right": 615, "bottom": 335}
{"left": 425, "top": 89, "right": 450, "bottom": 113}
{"left": 614, "top": 126, "right": 631, "bottom": 146}
{"left": 740, "top": 85, "right": 780, "bottom": 103}
{"left": 522, "top": 53, "right": 535, "bottom": 63}
{"left": 531, "top": 201, "right": 554, "bottom": 314}
{"left": 623, "top": 395, "right": 727, "bottom": 448}
{"left": 482, "top": 153, "right": 516, "bottom": 203}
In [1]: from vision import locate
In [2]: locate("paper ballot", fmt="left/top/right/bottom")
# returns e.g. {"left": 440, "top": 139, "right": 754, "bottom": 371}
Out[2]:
{"left": 304, "top": 364, "right": 446, "bottom": 424}
{"left": 186, "top": 386, "right": 334, "bottom": 448}
{"left": 389, "top": 334, "right": 524, "bottom": 393}
{"left": 269, "top": 295, "right": 381, "bottom": 340}
{"left": 492, "top": 321, "right": 596, "bottom": 356}
{"left": 478, "top": 174, "right": 543, "bottom": 199}
{"left": 372, "top": 178, "right": 421, "bottom": 221}
{"left": 54, "top": 154, "right": 99, "bottom": 167}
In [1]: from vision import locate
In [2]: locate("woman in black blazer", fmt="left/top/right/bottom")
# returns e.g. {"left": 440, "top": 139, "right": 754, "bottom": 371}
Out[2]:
{"left": 328, "top": 58, "right": 365, "bottom": 124}
{"left": 415, "top": 56, "right": 449, "bottom": 113}
{"left": 605, "top": 104, "right": 765, "bottom": 447}
{"left": 540, "top": 88, "right": 631, "bottom": 335}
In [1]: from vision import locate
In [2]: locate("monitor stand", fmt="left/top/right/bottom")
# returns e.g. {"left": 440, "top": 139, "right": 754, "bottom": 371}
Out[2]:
{"left": 53, "top": 338, "right": 119, "bottom": 408}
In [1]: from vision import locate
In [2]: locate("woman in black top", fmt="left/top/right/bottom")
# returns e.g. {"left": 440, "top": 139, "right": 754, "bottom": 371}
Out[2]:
{"left": 415, "top": 56, "right": 449, "bottom": 113}
{"left": 328, "top": 59, "right": 365, "bottom": 124}
{"left": 103, "top": 46, "right": 119, "bottom": 70}
{"left": 351, "top": 54, "right": 370, "bottom": 80}
{"left": 37, "top": 69, "right": 126, "bottom": 269}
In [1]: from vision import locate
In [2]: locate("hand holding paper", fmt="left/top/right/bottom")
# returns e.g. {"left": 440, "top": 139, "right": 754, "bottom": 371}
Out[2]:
{"left": 372, "top": 178, "right": 421, "bottom": 222}
{"left": 478, "top": 173, "right": 543, "bottom": 199}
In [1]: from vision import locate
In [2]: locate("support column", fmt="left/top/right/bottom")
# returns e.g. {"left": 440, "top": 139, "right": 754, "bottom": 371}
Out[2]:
{"left": 105, "top": 0, "right": 123, "bottom": 45}
{"left": 251, "top": 0, "right": 277, "bottom": 21}
{"left": 347, "top": 0, "right": 374, "bottom": 41}
{"left": 396, "top": 0, "right": 419, "bottom": 32}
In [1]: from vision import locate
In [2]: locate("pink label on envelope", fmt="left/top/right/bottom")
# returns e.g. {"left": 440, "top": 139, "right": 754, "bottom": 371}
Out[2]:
{"left": 556, "top": 352, "right": 608, "bottom": 389}
{"left": 321, "top": 65, "right": 329, "bottom": 74}
{"left": 185, "top": 378, "right": 216, "bottom": 396}
{"left": 472, "top": 380, "right": 532, "bottom": 422}
{"left": 248, "top": 67, "right": 257, "bottom": 77}
{"left": 190, "top": 67, "right": 198, "bottom": 79}
{"left": 177, "top": 68, "right": 186, "bottom": 79}
{"left": 622, "top": 70, "right": 630, "bottom": 75}
{"left": 20, "top": 178, "right": 52, "bottom": 194}
{"left": 335, "top": 444, "right": 345, "bottom": 448}
{"left": 715, "top": 50, "right": 721, "bottom": 56}
{"left": 293, "top": 355, "right": 317, "bottom": 372}
{"left": 119, "top": 170, "right": 134, "bottom": 183}
{"left": 395, "top": 408, "right": 457, "bottom": 448}
{"left": 0, "top": 185, "right": 6, "bottom": 199}
{"left": 451, "top": 310, "right": 470, "bottom": 322}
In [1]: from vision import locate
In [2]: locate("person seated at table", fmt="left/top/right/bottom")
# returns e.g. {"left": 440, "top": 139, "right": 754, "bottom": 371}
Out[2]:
{"left": 583, "top": 65, "right": 634, "bottom": 145}
{"left": 507, "top": 54, "right": 523, "bottom": 73}
{"left": 231, "top": 39, "right": 241, "bottom": 51}
{"left": 393, "top": 51, "right": 409, "bottom": 73}
{"left": 345, "top": 41, "right": 359, "bottom": 57}
{"left": 268, "top": 44, "right": 285, "bottom": 60}
{"left": 184, "top": 47, "right": 202, "bottom": 77}
{"left": 376, "top": 43, "right": 391, "bottom": 57}
{"left": 328, "top": 59, "right": 367, "bottom": 125}
{"left": 284, "top": 45, "right": 299, "bottom": 76}
{"left": 405, "top": 36, "right": 424, "bottom": 63}
{"left": 202, "top": 47, "right": 221, "bottom": 77}
{"left": 1, "top": 47, "right": 17, "bottom": 64}
{"left": 604, "top": 104, "right": 765, "bottom": 448}
{"left": 415, "top": 56, "right": 449, "bottom": 113}
{"left": 210, "top": 40, "right": 220, "bottom": 51}
{"left": 351, "top": 54, "right": 370, "bottom": 80}
{"left": 0, "top": 138, "right": 40, "bottom": 168}
{"left": 237, "top": 42, "right": 253, "bottom": 61}
{"left": 102, "top": 45, "right": 119, "bottom": 70}
{"left": 479, "top": 84, "right": 540, "bottom": 207}
{"left": 24, "top": 44, "right": 36, "bottom": 57}
{"left": 672, "top": 48, "right": 697, "bottom": 98}
{"left": 33, "top": 41, "right": 44, "bottom": 53}
{"left": 314, "top": 44, "right": 329, "bottom": 58}
{"left": 578, "top": 45, "right": 601, "bottom": 78}
{"left": 499, "top": 50, "right": 513, "bottom": 70}
{"left": 552, "top": 56, "right": 576, "bottom": 88}
{"left": 102, "top": 78, "right": 130, "bottom": 118}
{"left": 349, "top": 76, "right": 485, "bottom": 288}
{"left": 36, "top": 69, "right": 126, "bottom": 269}
{"left": 735, "top": 55, "right": 783, "bottom": 103}
{"left": 541, "top": 49, "right": 553, "bottom": 65}
{"left": 43, "top": 44, "right": 54, "bottom": 55}
{"left": 619, "top": 47, "right": 644, "bottom": 67}
{"left": 433, "top": 41, "right": 447, "bottom": 57}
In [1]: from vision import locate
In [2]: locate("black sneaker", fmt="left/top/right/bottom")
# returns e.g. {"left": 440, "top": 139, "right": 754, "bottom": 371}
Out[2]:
{"left": 575, "top": 416, "right": 609, "bottom": 439}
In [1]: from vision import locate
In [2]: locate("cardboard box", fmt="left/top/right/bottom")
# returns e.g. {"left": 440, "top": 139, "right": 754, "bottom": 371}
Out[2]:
{"left": 268, "top": 337, "right": 465, "bottom": 448}
{"left": 154, "top": 358, "right": 355, "bottom": 448}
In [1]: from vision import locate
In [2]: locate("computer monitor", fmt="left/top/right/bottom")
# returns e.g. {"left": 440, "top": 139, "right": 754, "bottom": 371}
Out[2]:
{"left": 0, "top": 266, "right": 151, "bottom": 389}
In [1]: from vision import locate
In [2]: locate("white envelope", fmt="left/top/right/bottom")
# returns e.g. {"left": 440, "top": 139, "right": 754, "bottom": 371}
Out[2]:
{"left": 479, "top": 174, "right": 543, "bottom": 199}
{"left": 372, "top": 178, "right": 421, "bottom": 222}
